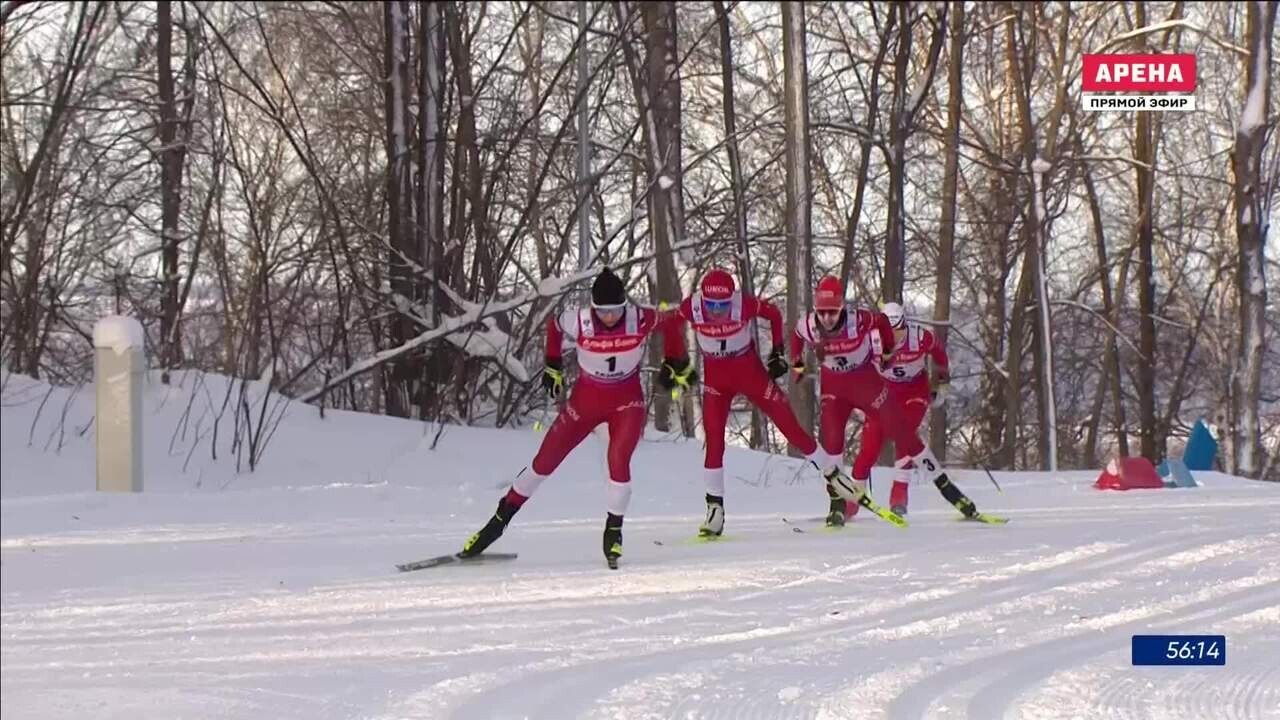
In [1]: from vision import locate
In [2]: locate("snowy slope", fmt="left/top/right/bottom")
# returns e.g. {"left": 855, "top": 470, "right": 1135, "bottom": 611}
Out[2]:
{"left": 3, "top": 370, "right": 1279, "bottom": 720}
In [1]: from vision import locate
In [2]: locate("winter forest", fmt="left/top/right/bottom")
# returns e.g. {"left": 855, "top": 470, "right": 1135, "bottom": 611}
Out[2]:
{"left": 1, "top": 0, "right": 1277, "bottom": 480}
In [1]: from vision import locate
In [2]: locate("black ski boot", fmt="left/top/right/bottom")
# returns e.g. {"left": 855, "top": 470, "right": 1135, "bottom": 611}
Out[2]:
{"left": 460, "top": 496, "right": 520, "bottom": 558}
{"left": 933, "top": 474, "right": 978, "bottom": 519}
{"left": 699, "top": 494, "right": 725, "bottom": 537}
{"left": 825, "top": 484, "right": 846, "bottom": 527}
{"left": 603, "top": 513, "right": 624, "bottom": 569}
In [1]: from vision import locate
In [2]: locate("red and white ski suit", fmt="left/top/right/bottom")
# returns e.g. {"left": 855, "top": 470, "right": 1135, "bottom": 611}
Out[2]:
{"left": 790, "top": 305, "right": 932, "bottom": 481}
{"left": 854, "top": 322, "right": 950, "bottom": 474}
{"left": 667, "top": 291, "right": 825, "bottom": 495}
{"left": 513, "top": 304, "right": 683, "bottom": 515}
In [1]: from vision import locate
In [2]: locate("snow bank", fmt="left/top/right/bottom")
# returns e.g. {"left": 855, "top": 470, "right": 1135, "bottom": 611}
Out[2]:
{"left": 2, "top": 368, "right": 472, "bottom": 497}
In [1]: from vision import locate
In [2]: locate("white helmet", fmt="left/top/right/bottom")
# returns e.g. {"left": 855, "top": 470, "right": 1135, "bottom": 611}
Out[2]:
{"left": 881, "top": 302, "right": 906, "bottom": 329}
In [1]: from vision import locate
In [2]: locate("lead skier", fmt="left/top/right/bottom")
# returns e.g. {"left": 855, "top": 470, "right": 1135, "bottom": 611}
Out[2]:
{"left": 458, "top": 267, "right": 687, "bottom": 569}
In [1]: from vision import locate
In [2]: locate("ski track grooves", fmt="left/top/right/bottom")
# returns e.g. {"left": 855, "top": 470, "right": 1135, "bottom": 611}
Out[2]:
{"left": 444, "top": 525, "right": 1248, "bottom": 720}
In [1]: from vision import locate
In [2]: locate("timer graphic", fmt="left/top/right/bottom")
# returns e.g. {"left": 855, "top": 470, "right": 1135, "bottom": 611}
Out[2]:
{"left": 1132, "top": 635, "right": 1226, "bottom": 666}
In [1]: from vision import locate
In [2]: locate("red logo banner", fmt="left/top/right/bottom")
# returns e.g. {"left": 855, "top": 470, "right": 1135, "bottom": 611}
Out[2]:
{"left": 1082, "top": 54, "right": 1196, "bottom": 93}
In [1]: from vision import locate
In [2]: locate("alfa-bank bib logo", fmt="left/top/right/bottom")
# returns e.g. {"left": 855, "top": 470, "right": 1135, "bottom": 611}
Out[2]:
{"left": 1082, "top": 54, "right": 1197, "bottom": 112}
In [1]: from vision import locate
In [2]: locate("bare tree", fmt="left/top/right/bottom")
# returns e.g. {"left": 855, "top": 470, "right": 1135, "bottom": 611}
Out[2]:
{"left": 836, "top": 5, "right": 894, "bottom": 295}
{"left": 881, "top": 1, "right": 946, "bottom": 303}
{"left": 713, "top": 0, "right": 765, "bottom": 447}
{"left": 1130, "top": 1, "right": 1166, "bottom": 464}
{"left": 782, "top": 0, "right": 814, "bottom": 435}
{"left": 383, "top": 0, "right": 417, "bottom": 418}
{"left": 416, "top": 0, "right": 448, "bottom": 419}
{"left": 929, "top": 0, "right": 963, "bottom": 460}
{"left": 1011, "top": 1, "right": 1073, "bottom": 471}
{"left": 5, "top": 0, "right": 1274, "bottom": 480}
{"left": 2, "top": 3, "right": 109, "bottom": 378}
{"left": 1230, "top": 0, "right": 1276, "bottom": 478}
{"left": 157, "top": 2, "right": 201, "bottom": 383}
{"left": 616, "top": 0, "right": 686, "bottom": 432}
{"left": 1080, "top": 162, "right": 1131, "bottom": 463}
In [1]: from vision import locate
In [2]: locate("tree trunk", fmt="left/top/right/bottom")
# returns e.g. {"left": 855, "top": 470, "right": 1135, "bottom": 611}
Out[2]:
{"left": 519, "top": 9, "right": 550, "bottom": 277}
{"left": 445, "top": 2, "right": 494, "bottom": 295}
{"left": 1012, "top": 3, "right": 1058, "bottom": 471}
{"left": 930, "top": 0, "right": 964, "bottom": 460}
{"left": 782, "top": 1, "right": 815, "bottom": 441}
{"left": 837, "top": 13, "right": 894, "bottom": 293}
{"left": 1111, "top": 245, "right": 1137, "bottom": 455}
{"left": 648, "top": 1, "right": 693, "bottom": 435}
{"left": 1229, "top": 0, "right": 1276, "bottom": 478}
{"left": 1012, "top": 1, "right": 1078, "bottom": 469}
{"left": 641, "top": 0, "right": 686, "bottom": 269}
{"left": 1134, "top": 114, "right": 1158, "bottom": 464}
{"left": 881, "top": 3, "right": 912, "bottom": 304}
{"left": 576, "top": 0, "right": 592, "bottom": 281}
{"left": 417, "top": 0, "right": 448, "bottom": 419}
{"left": 993, "top": 9, "right": 1031, "bottom": 469}
{"left": 1000, "top": 229, "right": 1036, "bottom": 468}
{"left": 383, "top": 0, "right": 416, "bottom": 418}
{"left": 977, "top": 167, "right": 1014, "bottom": 464}
{"left": 616, "top": 0, "right": 685, "bottom": 432}
{"left": 158, "top": 1, "right": 183, "bottom": 383}
{"left": 1082, "top": 167, "right": 1129, "bottom": 463}
{"left": 879, "top": 3, "right": 945, "bottom": 305}
{"left": 1131, "top": 2, "right": 1159, "bottom": 464}
{"left": 713, "top": 0, "right": 765, "bottom": 447}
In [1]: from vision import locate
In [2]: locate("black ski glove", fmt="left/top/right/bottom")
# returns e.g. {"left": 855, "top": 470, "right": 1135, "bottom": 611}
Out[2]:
{"left": 766, "top": 346, "right": 789, "bottom": 379}
{"left": 658, "top": 356, "right": 698, "bottom": 391}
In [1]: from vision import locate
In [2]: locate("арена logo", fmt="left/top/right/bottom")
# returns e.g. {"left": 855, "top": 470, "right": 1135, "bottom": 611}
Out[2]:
{"left": 1082, "top": 53, "right": 1197, "bottom": 112}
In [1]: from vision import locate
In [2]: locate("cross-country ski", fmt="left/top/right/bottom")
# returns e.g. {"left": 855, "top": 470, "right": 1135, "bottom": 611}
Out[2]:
{"left": 396, "top": 552, "right": 519, "bottom": 572}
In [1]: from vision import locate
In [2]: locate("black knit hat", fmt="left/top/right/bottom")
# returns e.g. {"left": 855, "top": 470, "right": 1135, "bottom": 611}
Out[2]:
{"left": 591, "top": 267, "right": 626, "bottom": 306}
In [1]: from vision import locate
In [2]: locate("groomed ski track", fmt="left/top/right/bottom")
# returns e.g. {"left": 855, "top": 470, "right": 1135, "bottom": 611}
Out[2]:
{"left": 3, "top": 371, "right": 1278, "bottom": 719}
{"left": 3, "top": 471, "right": 1277, "bottom": 720}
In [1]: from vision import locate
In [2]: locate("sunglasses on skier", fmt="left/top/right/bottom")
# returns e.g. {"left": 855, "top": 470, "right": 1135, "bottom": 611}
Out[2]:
{"left": 593, "top": 302, "right": 626, "bottom": 320}
{"left": 703, "top": 298, "right": 732, "bottom": 314}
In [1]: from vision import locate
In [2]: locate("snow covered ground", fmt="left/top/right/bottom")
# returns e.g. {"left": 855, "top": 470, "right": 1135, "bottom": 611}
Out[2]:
{"left": 3, "top": 369, "right": 1279, "bottom": 720}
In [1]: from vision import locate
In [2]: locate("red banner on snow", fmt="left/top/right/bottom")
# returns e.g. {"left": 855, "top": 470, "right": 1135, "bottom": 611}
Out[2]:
{"left": 1082, "top": 54, "right": 1197, "bottom": 93}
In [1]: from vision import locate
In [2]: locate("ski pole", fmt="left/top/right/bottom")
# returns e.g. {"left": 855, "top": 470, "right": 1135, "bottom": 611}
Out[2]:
{"left": 981, "top": 463, "right": 1003, "bottom": 493}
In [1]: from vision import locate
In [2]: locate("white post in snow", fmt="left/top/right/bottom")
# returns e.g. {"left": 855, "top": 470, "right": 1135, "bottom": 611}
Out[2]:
{"left": 94, "top": 315, "right": 145, "bottom": 492}
{"left": 1031, "top": 155, "right": 1058, "bottom": 472}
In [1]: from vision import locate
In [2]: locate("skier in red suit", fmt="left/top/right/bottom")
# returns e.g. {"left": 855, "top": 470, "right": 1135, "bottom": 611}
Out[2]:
{"left": 460, "top": 267, "right": 686, "bottom": 568}
{"left": 791, "top": 276, "right": 975, "bottom": 526}
{"left": 853, "top": 301, "right": 951, "bottom": 516}
{"left": 662, "top": 268, "right": 836, "bottom": 537}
